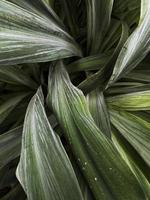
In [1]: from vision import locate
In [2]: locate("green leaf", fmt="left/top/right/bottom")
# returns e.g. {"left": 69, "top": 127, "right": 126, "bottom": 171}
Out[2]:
{"left": 0, "top": 93, "right": 29, "bottom": 125}
{"left": 106, "top": 82, "right": 150, "bottom": 95}
{"left": 16, "top": 87, "right": 83, "bottom": 200}
{"left": 108, "top": 0, "right": 150, "bottom": 85}
{"left": 110, "top": 109, "right": 150, "bottom": 167}
{"left": 0, "top": 0, "right": 81, "bottom": 65}
{"left": 79, "top": 21, "right": 129, "bottom": 93}
{"left": 59, "top": 0, "right": 79, "bottom": 37}
{"left": 0, "top": 65, "right": 38, "bottom": 89}
{"left": 125, "top": 69, "right": 150, "bottom": 83}
{"left": 107, "top": 90, "right": 150, "bottom": 110}
{"left": 112, "top": 127, "right": 150, "bottom": 199}
{"left": 0, "top": 184, "right": 26, "bottom": 200}
{"left": 67, "top": 52, "right": 111, "bottom": 72}
{"left": 47, "top": 62, "right": 145, "bottom": 200}
{"left": 86, "top": 0, "right": 114, "bottom": 54}
{"left": 87, "top": 89, "right": 111, "bottom": 138}
{"left": 0, "top": 126, "right": 22, "bottom": 169}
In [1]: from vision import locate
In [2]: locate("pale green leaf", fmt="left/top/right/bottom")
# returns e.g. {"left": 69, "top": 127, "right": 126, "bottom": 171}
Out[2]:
{"left": 107, "top": 90, "right": 150, "bottom": 110}
{"left": 87, "top": 89, "right": 111, "bottom": 138}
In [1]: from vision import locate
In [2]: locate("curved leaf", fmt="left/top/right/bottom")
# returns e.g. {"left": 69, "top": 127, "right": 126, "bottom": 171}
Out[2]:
{"left": 16, "top": 87, "right": 83, "bottom": 200}
{"left": 86, "top": 0, "right": 114, "bottom": 54}
{"left": 87, "top": 89, "right": 111, "bottom": 138}
{"left": 110, "top": 109, "right": 150, "bottom": 167}
{"left": 107, "top": 90, "right": 150, "bottom": 111}
{"left": 0, "top": 65, "right": 37, "bottom": 89}
{"left": 112, "top": 127, "right": 150, "bottom": 199}
{"left": 47, "top": 62, "right": 145, "bottom": 200}
{"left": 0, "top": 0, "right": 81, "bottom": 65}
{"left": 0, "top": 93, "right": 29, "bottom": 125}
{"left": 0, "top": 126, "right": 22, "bottom": 169}
{"left": 108, "top": 0, "right": 150, "bottom": 85}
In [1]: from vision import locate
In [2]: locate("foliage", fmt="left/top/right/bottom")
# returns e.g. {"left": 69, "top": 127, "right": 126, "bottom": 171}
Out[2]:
{"left": 0, "top": 0, "right": 150, "bottom": 200}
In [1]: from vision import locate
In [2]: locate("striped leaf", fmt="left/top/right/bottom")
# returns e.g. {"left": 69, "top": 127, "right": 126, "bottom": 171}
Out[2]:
{"left": 87, "top": 89, "right": 111, "bottom": 138}
{"left": 86, "top": 0, "right": 114, "bottom": 54}
{"left": 16, "top": 87, "right": 83, "bottom": 200}
{"left": 107, "top": 90, "right": 150, "bottom": 111}
{"left": 110, "top": 109, "right": 150, "bottom": 167}
{"left": 0, "top": 65, "right": 37, "bottom": 89}
{"left": 0, "top": 0, "right": 81, "bottom": 65}
{"left": 47, "top": 62, "right": 145, "bottom": 200}
{"left": 108, "top": 0, "right": 150, "bottom": 85}
{"left": 0, "top": 126, "right": 22, "bottom": 169}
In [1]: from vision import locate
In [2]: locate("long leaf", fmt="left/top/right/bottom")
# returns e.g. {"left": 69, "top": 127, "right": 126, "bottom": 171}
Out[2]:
{"left": 0, "top": 126, "right": 22, "bottom": 169}
{"left": 47, "top": 62, "right": 145, "bottom": 200}
{"left": 0, "top": 65, "right": 37, "bottom": 89}
{"left": 79, "top": 21, "right": 129, "bottom": 93}
{"left": 108, "top": 0, "right": 150, "bottom": 85}
{"left": 107, "top": 90, "right": 150, "bottom": 111}
{"left": 86, "top": 0, "right": 114, "bottom": 54}
{"left": 16, "top": 87, "right": 83, "bottom": 200}
{"left": 0, "top": 0, "right": 81, "bottom": 65}
{"left": 87, "top": 89, "right": 111, "bottom": 138}
{"left": 110, "top": 109, "right": 150, "bottom": 167}
{"left": 0, "top": 93, "right": 29, "bottom": 125}
{"left": 112, "top": 127, "right": 150, "bottom": 199}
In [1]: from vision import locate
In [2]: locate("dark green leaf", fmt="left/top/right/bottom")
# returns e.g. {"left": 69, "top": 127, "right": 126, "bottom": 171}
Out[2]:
{"left": 16, "top": 87, "right": 83, "bottom": 200}
{"left": 108, "top": 0, "right": 150, "bottom": 85}
{"left": 0, "top": 126, "right": 22, "bottom": 169}
{"left": 0, "top": 0, "right": 81, "bottom": 65}
{"left": 47, "top": 62, "right": 145, "bottom": 200}
{"left": 110, "top": 109, "right": 150, "bottom": 167}
{"left": 86, "top": 0, "right": 114, "bottom": 54}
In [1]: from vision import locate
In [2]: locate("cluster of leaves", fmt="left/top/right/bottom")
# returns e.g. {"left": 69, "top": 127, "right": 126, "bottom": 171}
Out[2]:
{"left": 0, "top": 0, "right": 150, "bottom": 199}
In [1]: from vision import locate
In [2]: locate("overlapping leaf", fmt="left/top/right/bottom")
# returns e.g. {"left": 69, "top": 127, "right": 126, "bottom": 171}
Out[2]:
{"left": 87, "top": 89, "right": 111, "bottom": 138}
{"left": 86, "top": 0, "right": 114, "bottom": 54}
{"left": 0, "top": 126, "right": 22, "bottom": 169}
{"left": 110, "top": 109, "right": 150, "bottom": 167}
{"left": 0, "top": 65, "right": 37, "bottom": 89}
{"left": 47, "top": 62, "right": 145, "bottom": 200}
{"left": 112, "top": 127, "right": 150, "bottom": 199}
{"left": 0, "top": 92, "right": 29, "bottom": 125}
{"left": 16, "top": 87, "right": 83, "bottom": 200}
{"left": 108, "top": 0, "right": 150, "bottom": 85}
{"left": 0, "top": 0, "right": 81, "bottom": 65}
